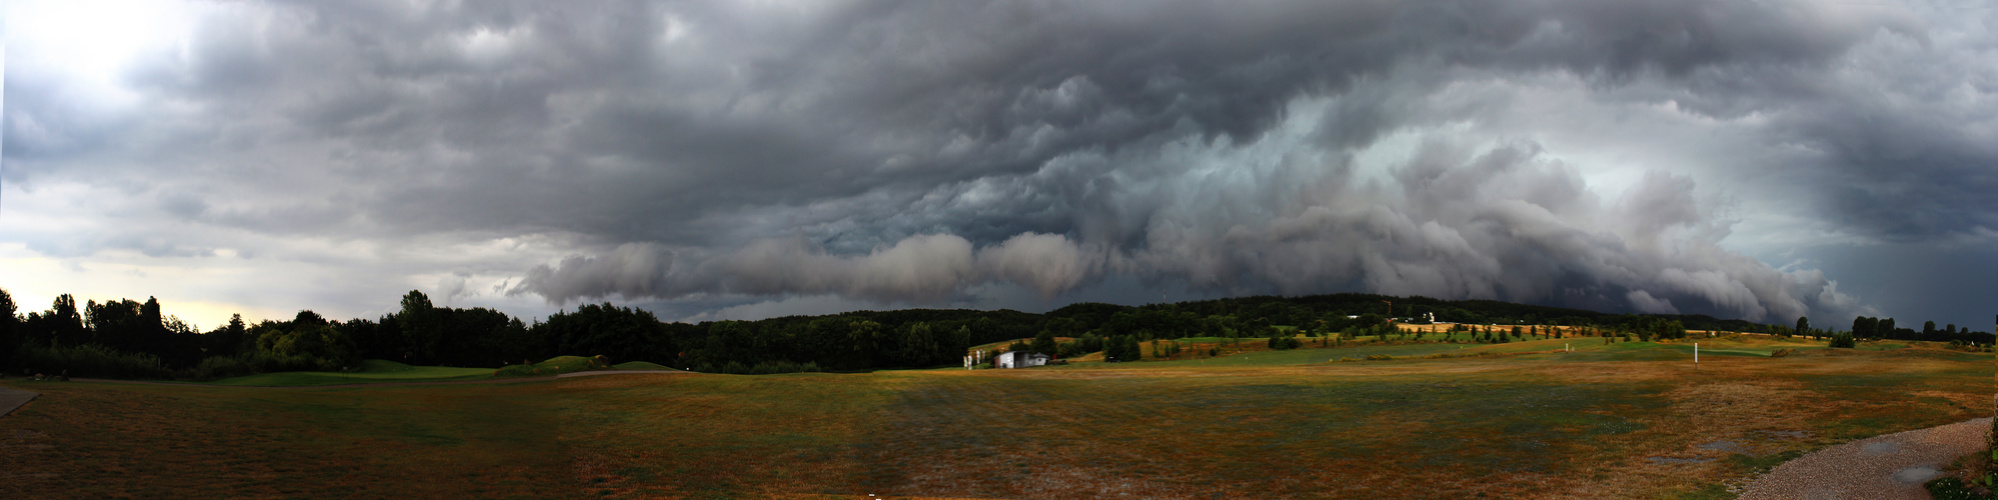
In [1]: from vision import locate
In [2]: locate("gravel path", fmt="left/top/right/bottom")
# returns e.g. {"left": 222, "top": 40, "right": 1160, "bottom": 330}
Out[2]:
{"left": 1738, "top": 417, "right": 1991, "bottom": 500}
{"left": 0, "top": 386, "right": 37, "bottom": 417}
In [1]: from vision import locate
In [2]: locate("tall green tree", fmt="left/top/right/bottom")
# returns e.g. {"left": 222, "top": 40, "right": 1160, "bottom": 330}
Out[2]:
{"left": 1850, "top": 316, "right": 1875, "bottom": 340}
{"left": 846, "top": 320, "right": 883, "bottom": 368}
{"left": 1794, "top": 316, "right": 1810, "bottom": 340}
{"left": 1031, "top": 330, "right": 1057, "bottom": 356}
{"left": 1105, "top": 335, "right": 1135, "bottom": 362}
{"left": 898, "top": 322, "right": 937, "bottom": 366}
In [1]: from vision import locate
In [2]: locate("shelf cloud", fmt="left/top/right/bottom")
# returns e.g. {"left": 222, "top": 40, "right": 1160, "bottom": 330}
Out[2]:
{"left": 8, "top": 0, "right": 1992, "bottom": 327}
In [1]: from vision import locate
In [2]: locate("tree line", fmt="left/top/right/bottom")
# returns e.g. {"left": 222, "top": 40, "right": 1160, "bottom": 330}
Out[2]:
{"left": 0, "top": 287, "right": 1989, "bottom": 380}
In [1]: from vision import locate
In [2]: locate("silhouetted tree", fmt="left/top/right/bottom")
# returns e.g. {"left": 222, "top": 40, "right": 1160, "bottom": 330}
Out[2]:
{"left": 0, "top": 288, "right": 16, "bottom": 369}
{"left": 27, "top": 294, "right": 86, "bottom": 347}
{"left": 209, "top": 314, "right": 249, "bottom": 357}
{"left": 396, "top": 290, "right": 439, "bottom": 363}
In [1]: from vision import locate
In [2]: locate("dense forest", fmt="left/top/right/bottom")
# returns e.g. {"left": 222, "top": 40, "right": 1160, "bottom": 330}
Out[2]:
{"left": 0, "top": 287, "right": 1989, "bottom": 380}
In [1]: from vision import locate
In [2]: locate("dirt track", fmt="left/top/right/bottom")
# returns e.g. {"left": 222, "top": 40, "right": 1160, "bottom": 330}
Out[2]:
{"left": 0, "top": 386, "right": 36, "bottom": 417}
{"left": 1738, "top": 417, "right": 1991, "bottom": 500}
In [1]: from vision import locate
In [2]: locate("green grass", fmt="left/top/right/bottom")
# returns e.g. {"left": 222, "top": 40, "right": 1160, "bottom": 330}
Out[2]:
{"left": 1130, "top": 342, "right": 1471, "bottom": 367}
{"left": 1670, "top": 483, "right": 1735, "bottom": 500}
{"left": 1077, "top": 334, "right": 1877, "bottom": 368}
{"left": 612, "top": 361, "right": 673, "bottom": 370}
{"left": 494, "top": 355, "right": 617, "bottom": 378}
{"left": 205, "top": 359, "right": 495, "bottom": 386}
{"left": 209, "top": 356, "right": 669, "bottom": 386}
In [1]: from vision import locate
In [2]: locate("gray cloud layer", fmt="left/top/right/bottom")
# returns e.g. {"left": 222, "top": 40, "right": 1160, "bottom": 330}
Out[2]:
{"left": 10, "top": 0, "right": 1992, "bottom": 325}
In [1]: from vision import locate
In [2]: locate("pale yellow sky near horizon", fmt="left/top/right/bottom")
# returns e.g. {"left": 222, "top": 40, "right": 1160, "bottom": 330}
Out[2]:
{"left": 2, "top": 250, "right": 296, "bottom": 331}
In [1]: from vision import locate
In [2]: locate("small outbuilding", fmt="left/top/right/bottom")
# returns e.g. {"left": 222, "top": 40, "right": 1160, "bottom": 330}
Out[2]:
{"left": 995, "top": 351, "right": 1051, "bottom": 369}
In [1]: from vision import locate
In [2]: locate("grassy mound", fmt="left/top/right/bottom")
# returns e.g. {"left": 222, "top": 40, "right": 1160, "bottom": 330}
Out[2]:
{"left": 612, "top": 361, "right": 673, "bottom": 370}
{"left": 493, "top": 356, "right": 618, "bottom": 378}
{"left": 206, "top": 359, "right": 494, "bottom": 387}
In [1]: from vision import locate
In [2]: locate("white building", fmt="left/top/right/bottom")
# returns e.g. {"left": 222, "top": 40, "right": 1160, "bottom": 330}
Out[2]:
{"left": 995, "top": 351, "right": 1051, "bottom": 369}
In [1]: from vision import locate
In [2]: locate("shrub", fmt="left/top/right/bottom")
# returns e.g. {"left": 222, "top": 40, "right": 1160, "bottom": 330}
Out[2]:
{"left": 17, "top": 343, "right": 174, "bottom": 380}
{"left": 189, "top": 355, "right": 257, "bottom": 381}
{"left": 748, "top": 361, "right": 806, "bottom": 375}
{"left": 1770, "top": 349, "right": 1793, "bottom": 358}
{"left": 1925, "top": 476, "right": 1995, "bottom": 500}
{"left": 1267, "top": 336, "right": 1302, "bottom": 350}
{"left": 1364, "top": 354, "right": 1394, "bottom": 361}
{"left": 1829, "top": 332, "right": 1857, "bottom": 349}
{"left": 242, "top": 350, "right": 340, "bottom": 373}
{"left": 492, "top": 364, "right": 543, "bottom": 378}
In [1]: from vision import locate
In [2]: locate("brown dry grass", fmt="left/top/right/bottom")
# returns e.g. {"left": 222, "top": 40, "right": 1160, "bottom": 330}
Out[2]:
{"left": 557, "top": 349, "right": 1984, "bottom": 499}
{"left": 0, "top": 379, "right": 573, "bottom": 499}
{"left": 0, "top": 342, "right": 1984, "bottom": 499}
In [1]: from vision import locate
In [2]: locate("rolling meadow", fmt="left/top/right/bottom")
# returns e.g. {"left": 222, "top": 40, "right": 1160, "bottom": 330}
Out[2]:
{"left": 1, "top": 333, "right": 1988, "bottom": 499}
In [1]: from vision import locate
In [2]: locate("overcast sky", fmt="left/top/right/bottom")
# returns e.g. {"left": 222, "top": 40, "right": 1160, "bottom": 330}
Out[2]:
{"left": 4, "top": 0, "right": 1995, "bottom": 332}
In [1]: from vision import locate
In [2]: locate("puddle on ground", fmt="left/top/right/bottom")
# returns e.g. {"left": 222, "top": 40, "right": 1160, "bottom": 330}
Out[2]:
{"left": 1892, "top": 466, "right": 1940, "bottom": 484}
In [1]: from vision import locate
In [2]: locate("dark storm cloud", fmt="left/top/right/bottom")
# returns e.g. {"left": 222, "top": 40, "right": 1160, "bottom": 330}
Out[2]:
{"left": 10, "top": 0, "right": 1984, "bottom": 323}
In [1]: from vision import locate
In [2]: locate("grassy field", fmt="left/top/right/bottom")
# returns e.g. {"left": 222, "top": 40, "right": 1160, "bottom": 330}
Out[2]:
{"left": 206, "top": 356, "right": 654, "bottom": 386}
{"left": 0, "top": 376, "right": 571, "bottom": 498}
{"left": 613, "top": 361, "right": 674, "bottom": 370}
{"left": 204, "top": 359, "right": 496, "bottom": 386}
{"left": 1, "top": 338, "right": 1988, "bottom": 499}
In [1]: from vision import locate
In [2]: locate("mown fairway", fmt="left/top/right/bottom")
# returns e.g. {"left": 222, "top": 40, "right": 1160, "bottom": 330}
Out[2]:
{"left": 203, "top": 359, "right": 497, "bottom": 386}
{"left": 2, "top": 338, "right": 1988, "bottom": 499}
{"left": 0, "top": 379, "right": 571, "bottom": 498}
